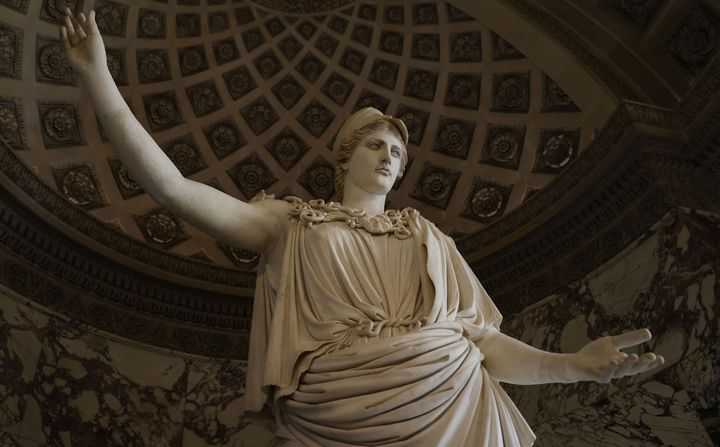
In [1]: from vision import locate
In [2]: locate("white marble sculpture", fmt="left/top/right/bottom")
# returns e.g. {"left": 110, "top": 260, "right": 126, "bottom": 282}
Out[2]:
{"left": 61, "top": 9, "right": 665, "bottom": 446}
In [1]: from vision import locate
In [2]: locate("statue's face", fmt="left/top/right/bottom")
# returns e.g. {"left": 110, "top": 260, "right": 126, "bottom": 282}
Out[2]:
{"left": 344, "top": 127, "right": 405, "bottom": 198}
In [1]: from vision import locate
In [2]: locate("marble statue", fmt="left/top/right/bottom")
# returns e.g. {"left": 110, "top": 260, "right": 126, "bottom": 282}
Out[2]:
{"left": 61, "top": 9, "right": 665, "bottom": 446}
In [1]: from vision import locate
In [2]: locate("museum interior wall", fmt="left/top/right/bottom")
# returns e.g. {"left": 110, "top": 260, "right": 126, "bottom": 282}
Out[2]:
{"left": 1, "top": 0, "right": 719, "bottom": 445}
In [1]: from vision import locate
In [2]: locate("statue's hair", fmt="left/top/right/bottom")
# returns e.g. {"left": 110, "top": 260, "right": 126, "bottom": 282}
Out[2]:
{"left": 333, "top": 120, "right": 408, "bottom": 202}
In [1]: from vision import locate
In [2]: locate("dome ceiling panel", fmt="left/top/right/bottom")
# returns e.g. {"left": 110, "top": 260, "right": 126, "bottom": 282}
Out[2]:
{"left": 0, "top": 0, "right": 610, "bottom": 270}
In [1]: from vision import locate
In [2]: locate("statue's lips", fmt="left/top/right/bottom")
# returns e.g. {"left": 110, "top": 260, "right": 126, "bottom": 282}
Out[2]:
{"left": 375, "top": 167, "right": 391, "bottom": 175}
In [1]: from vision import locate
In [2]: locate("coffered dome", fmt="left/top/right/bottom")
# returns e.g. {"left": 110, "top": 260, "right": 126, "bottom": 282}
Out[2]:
{"left": 0, "top": 0, "right": 613, "bottom": 271}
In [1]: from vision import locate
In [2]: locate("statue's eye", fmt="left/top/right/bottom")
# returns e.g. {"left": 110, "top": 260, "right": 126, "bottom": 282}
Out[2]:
{"left": 391, "top": 149, "right": 400, "bottom": 157}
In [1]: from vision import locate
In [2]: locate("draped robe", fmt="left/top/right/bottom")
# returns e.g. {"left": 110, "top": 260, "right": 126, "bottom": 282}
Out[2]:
{"left": 245, "top": 198, "right": 535, "bottom": 446}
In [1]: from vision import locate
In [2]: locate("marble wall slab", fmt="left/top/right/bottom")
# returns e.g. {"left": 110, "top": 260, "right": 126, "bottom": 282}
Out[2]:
{"left": 502, "top": 208, "right": 719, "bottom": 446}
{"left": 0, "top": 285, "right": 276, "bottom": 447}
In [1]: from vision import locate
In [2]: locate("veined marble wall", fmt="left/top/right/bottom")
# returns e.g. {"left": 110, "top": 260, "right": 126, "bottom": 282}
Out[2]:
{"left": 0, "top": 286, "right": 275, "bottom": 446}
{"left": 503, "top": 208, "right": 719, "bottom": 446}
{"left": 1, "top": 207, "right": 718, "bottom": 446}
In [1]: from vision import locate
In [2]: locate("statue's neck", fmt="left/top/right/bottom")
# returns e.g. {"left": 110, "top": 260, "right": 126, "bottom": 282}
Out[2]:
{"left": 341, "top": 185, "right": 387, "bottom": 216}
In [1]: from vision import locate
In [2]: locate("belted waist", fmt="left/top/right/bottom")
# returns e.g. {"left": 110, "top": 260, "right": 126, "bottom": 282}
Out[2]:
{"left": 348, "top": 316, "right": 426, "bottom": 337}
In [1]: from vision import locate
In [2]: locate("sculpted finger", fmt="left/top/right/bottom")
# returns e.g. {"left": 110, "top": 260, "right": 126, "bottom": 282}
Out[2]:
{"left": 613, "top": 356, "right": 639, "bottom": 378}
{"left": 87, "top": 10, "right": 100, "bottom": 35}
{"left": 611, "top": 328, "right": 651, "bottom": 350}
{"left": 648, "top": 355, "right": 665, "bottom": 371}
{"left": 60, "top": 26, "right": 70, "bottom": 48}
{"left": 76, "top": 13, "right": 88, "bottom": 39}
{"left": 64, "top": 15, "right": 79, "bottom": 45}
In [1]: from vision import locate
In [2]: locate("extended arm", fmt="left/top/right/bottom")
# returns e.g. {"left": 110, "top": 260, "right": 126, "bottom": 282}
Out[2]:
{"left": 478, "top": 328, "right": 664, "bottom": 385}
{"left": 60, "top": 9, "right": 286, "bottom": 252}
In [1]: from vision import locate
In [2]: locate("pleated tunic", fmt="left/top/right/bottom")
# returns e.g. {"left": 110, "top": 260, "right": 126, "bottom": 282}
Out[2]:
{"left": 245, "top": 197, "right": 535, "bottom": 446}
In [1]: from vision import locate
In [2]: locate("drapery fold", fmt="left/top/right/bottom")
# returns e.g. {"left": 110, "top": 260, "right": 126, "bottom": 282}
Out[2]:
{"left": 244, "top": 199, "right": 535, "bottom": 446}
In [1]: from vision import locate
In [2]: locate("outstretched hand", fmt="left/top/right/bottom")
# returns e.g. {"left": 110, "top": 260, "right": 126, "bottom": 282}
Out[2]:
{"left": 59, "top": 7, "right": 107, "bottom": 77}
{"left": 568, "top": 328, "right": 664, "bottom": 383}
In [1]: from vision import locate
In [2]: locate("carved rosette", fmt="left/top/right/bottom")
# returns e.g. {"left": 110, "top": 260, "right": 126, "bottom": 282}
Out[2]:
{"left": 432, "top": 117, "right": 475, "bottom": 160}
{"left": 316, "top": 32, "right": 339, "bottom": 57}
{"left": 218, "top": 243, "right": 260, "bottom": 269}
{"left": 410, "top": 162, "right": 461, "bottom": 209}
{"left": 492, "top": 72, "right": 530, "bottom": 113}
{"left": 664, "top": 3, "right": 720, "bottom": 76}
{"left": 460, "top": 179, "right": 512, "bottom": 223}
{"left": 534, "top": 128, "right": 581, "bottom": 173}
{"left": 384, "top": 5, "right": 404, "bottom": 24}
{"left": 175, "top": 13, "right": 200, "bottom": 38}
{"left": 339, "top": 47, "right": 366, "bottom": 74}
{"left": 380, "top": 31, "right": 403, "bottom": 55}
{"left": 208, "top": 11, "right": 229, "bottom": 33}
{"left": 272, "top": 75, "right": 306, "bottom": 110}
{"left": 404, "top": 68, "right": 438, "bottom": 101}
{"left": 322, "top": 72, "right": 353, "bottom": 105}
{"left": 445, "top": 73, "right": 481, "bottom": 110}
{"left": 136, "top": 49, "right": 170, "bottom": 84}
{"left": 297, "top": 100, "right": 335, "bottom": 138}
{"left": 38, "top": 101, "right": 83, "bottom": 148}
{"left": 213, "top": 37, "right": 239, "bottom": 65}
{"left": 137, "top": 9, "right": 166, "bottom": 39}
{"left": 223, "top": 66, "right": 257, "bottom": 100}
{"left": 297, "top": 52, "right": 325, "bottom": 82}
{"left": 449, "top": 31, "right": 482, "bottom": 62}
{"left": 36, "top": 35, "right": 75, "bottom": 85}
{"left": 279, "top": 35, "right": 302, "bottom": 61}
{"left": 227, "top": 152, "right": 277, "bottom": 199}
{"left": 413, "top": 3, "right": 438, "bottom": 25}
{"left": 142, "top": 91, "right": 184, "bottom": 132}
{"left": 265, "top": 126, "right": 309, "bottom": 171}
{"left": 264, "top": 17, "right": 286, "bottom": 37}
{"left": 481, "top": 124, "right": 525, "bottom": 170}
{"left": 253, "top": 49, "right": 282, "bottom": 79}
{"left": 351, "top": 24, "right": 373, "bottom": 47}
{"left": 241, "top": 27, "right": 265, "bottom": 53}
{"left": 95, "top": 0, "right": 128, "bottom": 37}
{"left": 178, "top": 45, "right": 208, "bottom": 76}
{"left": 412, "top": 33, "right": 439, "bottom": 61}
{"left": 240, "top": 96, "right": 279, "bottom": 135}
{"left": 329, "top": 16, "right": 349, "bottom": 34}
{"left": 297, "top": 20, "right": 317, "bottom": 40}
{"left": 186, "top": 80, "right": 224, "bottom": 117}
{"left": 51, "top": 164, "right": 106, "bottom": 209}
{"left": 298, "top": 156, "right": 336, "bottom": 201}
{"left": 203, "top": 119, "right": 245, "bottom": 160}
{"left": 136, "top": 209, "right": 189, "bottom": 249}
{"left": 369, "top": 59, "right": 399, "bottom": 90}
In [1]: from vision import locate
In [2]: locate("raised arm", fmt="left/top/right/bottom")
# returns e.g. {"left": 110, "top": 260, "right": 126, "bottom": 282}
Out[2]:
{"left": 60, "top": 8, "right": 287, "bottom": 252}
{"left": 478, "top": 328, "right": 664, "bottom": 385}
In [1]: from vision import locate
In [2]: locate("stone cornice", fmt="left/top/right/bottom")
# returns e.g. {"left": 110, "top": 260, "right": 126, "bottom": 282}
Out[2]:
{"left": 0, "top": 184, "right": 253, "bottom": 358}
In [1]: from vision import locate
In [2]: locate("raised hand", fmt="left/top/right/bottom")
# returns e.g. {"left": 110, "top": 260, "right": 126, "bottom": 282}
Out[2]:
{"left": 567, "top": 328, "right": 665, "bottom": 383}
{"left": 59, "top": 7, "right": 107, "bottom": 77}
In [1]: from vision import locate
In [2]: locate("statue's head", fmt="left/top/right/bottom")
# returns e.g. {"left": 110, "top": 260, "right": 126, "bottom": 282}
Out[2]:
{"left": 332, "top": 107, "right": 409, "bottom": 202}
